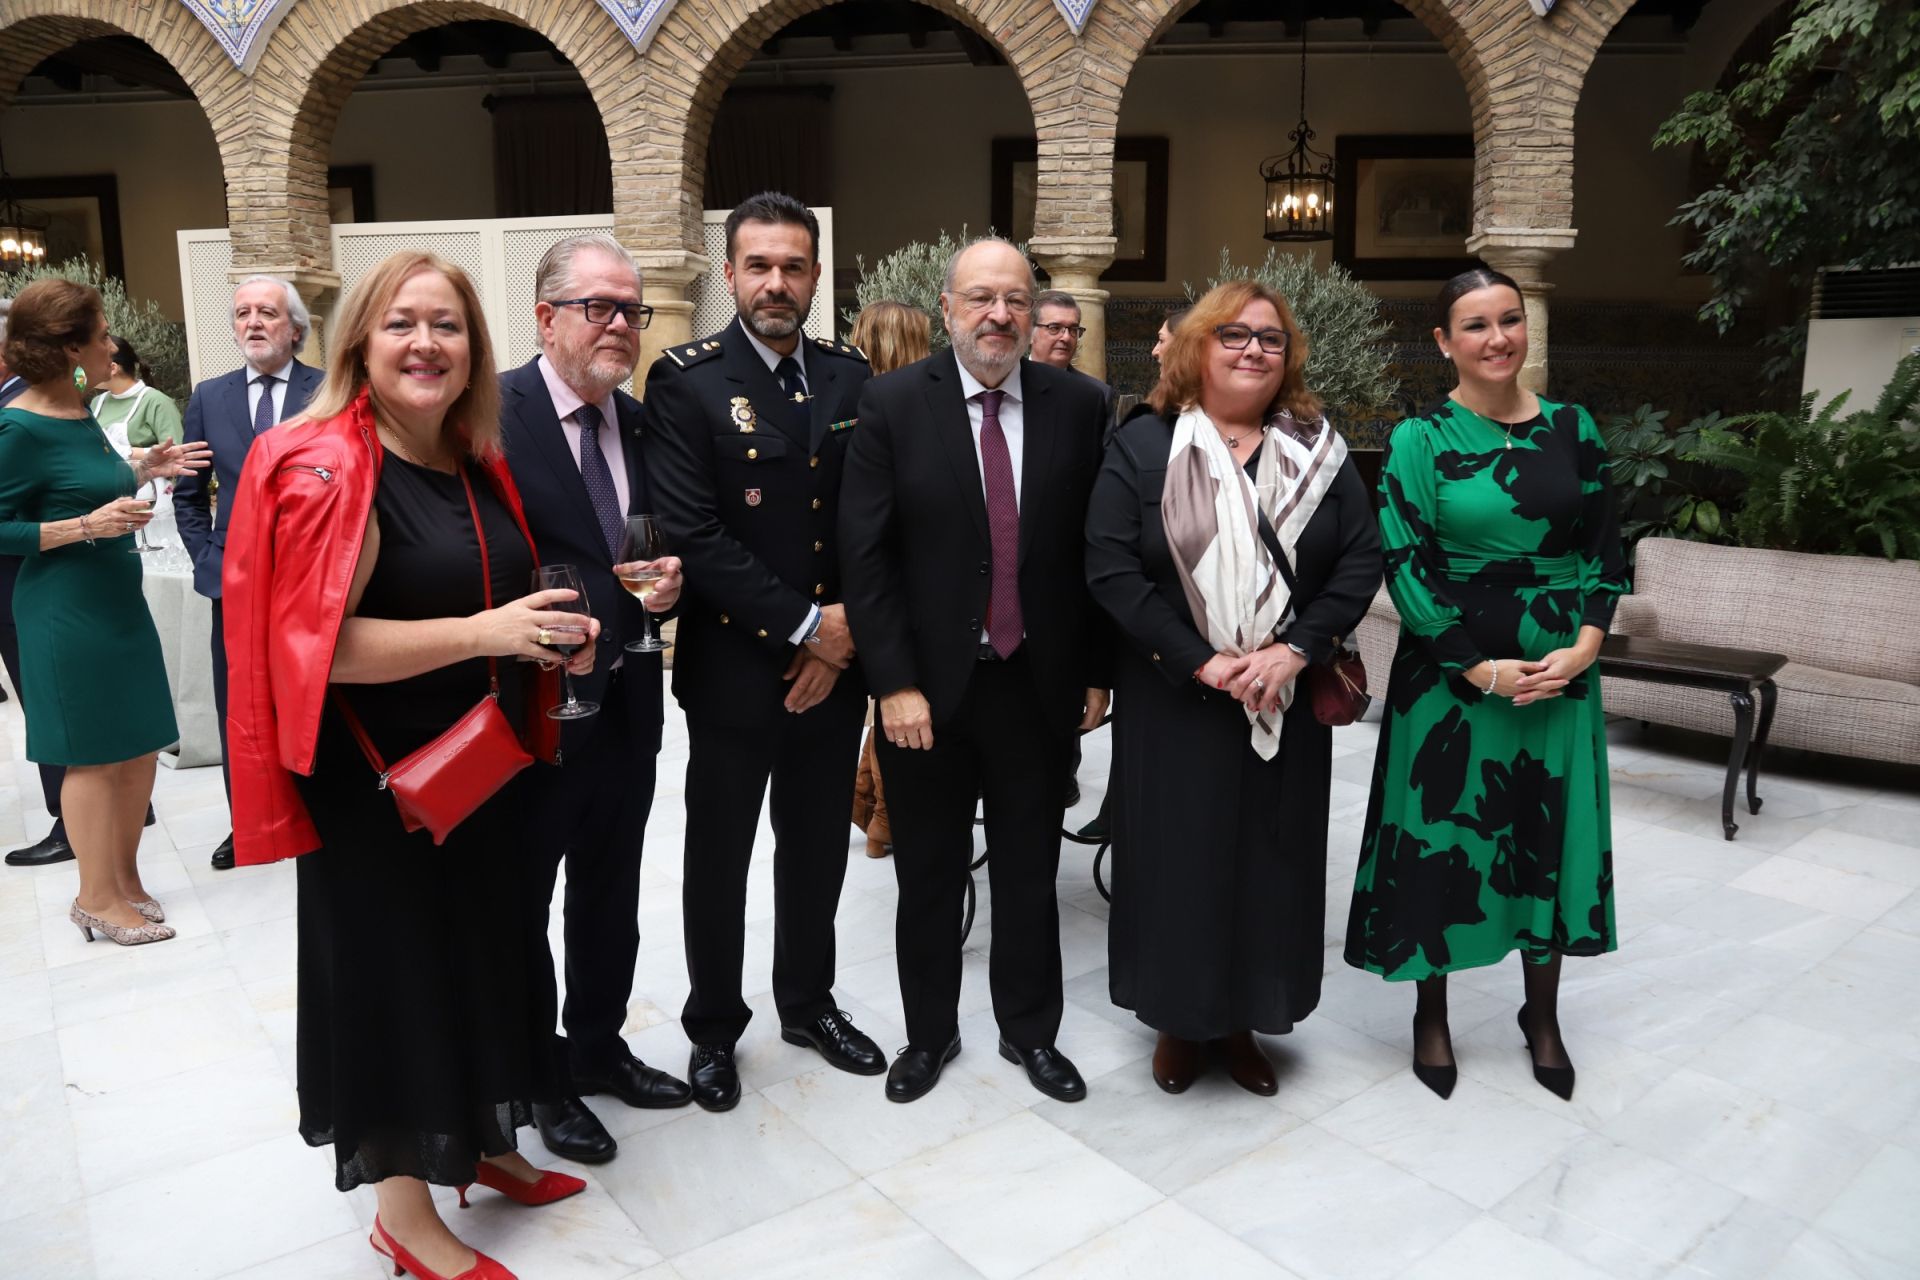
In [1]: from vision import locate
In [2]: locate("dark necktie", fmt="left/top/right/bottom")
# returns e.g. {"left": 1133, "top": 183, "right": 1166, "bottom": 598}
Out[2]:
{"left": 573, "top": 403, "right": 624, "bottom": 559}
{"left": 979, "top": 389, "right": 1022, "bottom": 658}
{"left": 251, "top": 374, "right": 278, "bottom": 436}
{"left": 775, "top": 355, "right": 809, "bottom": 435}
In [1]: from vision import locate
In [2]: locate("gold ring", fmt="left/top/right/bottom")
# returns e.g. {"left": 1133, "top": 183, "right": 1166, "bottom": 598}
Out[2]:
{"left": 537, "top": 628, "right": 554, "bottom": 646}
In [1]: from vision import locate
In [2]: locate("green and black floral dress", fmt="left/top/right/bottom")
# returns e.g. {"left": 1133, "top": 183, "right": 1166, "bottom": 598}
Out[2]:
{"left": 1345, "top": 398, "right": 1628, "bottom": 981}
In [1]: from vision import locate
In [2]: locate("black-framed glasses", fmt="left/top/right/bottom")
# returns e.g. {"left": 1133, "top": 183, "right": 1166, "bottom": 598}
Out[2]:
{"left": 1036, "top": 322, "right": 1087, "bottom": 339}
{"left": 1214, "top": 324, "right": 1288, "bottom": 354}
{"left": 956, "top": 291, "right": 1034, "bottom": 315}
{"left": 552, "top": 298, "right": 653, "bottom": 330}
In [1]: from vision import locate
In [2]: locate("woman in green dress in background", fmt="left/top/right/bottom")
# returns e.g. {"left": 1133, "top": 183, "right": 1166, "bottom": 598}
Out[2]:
{"left": 0, "top": 279, "right": 209, "bottom": 946}
{"left": 1345, "top": 267, "right": 1627, "bottom": 1102}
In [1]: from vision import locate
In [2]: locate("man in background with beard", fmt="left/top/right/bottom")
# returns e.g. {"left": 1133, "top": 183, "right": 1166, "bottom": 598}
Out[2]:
{"left": 644, "top": 192, "right": 884, "bottom": 1113}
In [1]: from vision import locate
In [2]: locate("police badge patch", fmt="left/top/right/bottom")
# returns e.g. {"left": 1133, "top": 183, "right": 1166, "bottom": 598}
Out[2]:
{"left": 730, "top": 396, "right": 757, "bottom": 433}
{"left": 745, "top": 488, "right": 763, "bottom": 507}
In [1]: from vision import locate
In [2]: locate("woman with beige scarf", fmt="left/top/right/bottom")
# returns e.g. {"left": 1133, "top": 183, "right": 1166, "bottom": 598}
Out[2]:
{"left": 1086, "top": 280, "right": 1381, "bottom": 1095}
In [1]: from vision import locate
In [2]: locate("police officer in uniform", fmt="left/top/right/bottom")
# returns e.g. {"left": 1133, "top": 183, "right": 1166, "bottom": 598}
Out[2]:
{"left": 643, "top": 192, "right": 883, "bottom": 1110}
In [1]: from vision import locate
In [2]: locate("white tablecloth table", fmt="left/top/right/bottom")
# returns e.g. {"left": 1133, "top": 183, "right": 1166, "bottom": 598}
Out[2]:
{"left": 141, "top": 562, "right": 222, "bottom": 770}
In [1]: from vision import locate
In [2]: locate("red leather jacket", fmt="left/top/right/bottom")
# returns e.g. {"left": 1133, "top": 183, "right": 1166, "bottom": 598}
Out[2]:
{"left": 222, "top": 390, "right": 558, "bottom": 865}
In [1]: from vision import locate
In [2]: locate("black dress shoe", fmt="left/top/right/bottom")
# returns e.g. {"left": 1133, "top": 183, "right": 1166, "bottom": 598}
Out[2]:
{"left": 781, "top": 1010, "right": 885, "bottom": 1075}
{"left": 688, "top": 1043, "right": 741, "bottom": 1112}
{"left": 5, "top": 832, "right": 74, "bottom": 867}
{"left": 886, "top": 1035, "right": 961, "bottom": 1103}
{"left": 210, "top": 835, "right": 235, "bottom": 871}
{"left": 531, "top": 1097, "right": 616, "bottom": 1163}
{"left": 574, "top": 1051, "right": 693, "bottom": 1109}
{"left": 1518, "top": 1006, "right": 1575, "bottom": 1101}
{"left": 998, "top": 1038, "right": 1087, "bottom": 1102}
{"left": 1064, "top": 777, "right": 1081, "bottom": 807}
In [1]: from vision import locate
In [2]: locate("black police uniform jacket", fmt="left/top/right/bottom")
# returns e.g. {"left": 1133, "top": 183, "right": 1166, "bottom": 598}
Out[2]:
{"left": 642, "top": 320, "right": 872, "bottom": 726}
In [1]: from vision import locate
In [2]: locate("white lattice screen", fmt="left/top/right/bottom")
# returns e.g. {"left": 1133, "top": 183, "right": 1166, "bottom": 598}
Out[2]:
{"left": 177, "top": 210, "right": 837, "bottom": 388}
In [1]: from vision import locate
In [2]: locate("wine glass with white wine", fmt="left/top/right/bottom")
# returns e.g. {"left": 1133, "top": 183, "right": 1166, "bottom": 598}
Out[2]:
{"left": 127, "top": 478, "right": 161, "bottom": 554}
{"left": 616, "top": 514, "right": 671, "bottom": 653}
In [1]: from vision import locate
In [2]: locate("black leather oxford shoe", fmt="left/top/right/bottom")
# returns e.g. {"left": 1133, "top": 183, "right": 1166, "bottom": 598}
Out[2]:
{"left": 532, "top": 1097, "right": 616, "bottom": 1163}
{"left": 575, "top": 1051, "right": 693, "bottom": 1110}
{"left": 5, "top": 831, "right": 74, "bottom": 867}
{"left": 688, "top": 1042, "right": 741, "bottom": 1112}
{"left": 210, "top": 834, "right": 235, "bottom": 871}
{"left": 781, "top": 1010, "right": 885, "bottom": 1075}
{"left": 999, "top": 1039, "right": 1087, "bottom": 1102}
{"left": 885, "top": 1035, "right": 961, "bottom": 1104}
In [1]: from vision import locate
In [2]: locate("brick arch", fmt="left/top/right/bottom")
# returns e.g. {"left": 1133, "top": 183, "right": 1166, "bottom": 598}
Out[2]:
{"left": 631, "top": 0, "right": 1045, "bottom": 254}
{"left": 240, "top": 0, "right": 643, "bottom": 276}
{"left": 0, "top": 0, "right": 248, "bottom": 235}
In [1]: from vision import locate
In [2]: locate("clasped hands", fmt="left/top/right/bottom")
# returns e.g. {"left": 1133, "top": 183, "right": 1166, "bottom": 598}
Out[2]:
{"left": 1197, "top": 644, "right": 1308, "bottom": 716}
{"left": 1468, "top": 631, "right": 1603, "bottom": 706}
{"left": 783, "top": 603, "right": 854, "bottom": 713}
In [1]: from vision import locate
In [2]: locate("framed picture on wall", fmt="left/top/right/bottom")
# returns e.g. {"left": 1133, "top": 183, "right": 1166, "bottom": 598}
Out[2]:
{"left": 327, "top": 165, "right": 376, "bottom": 224}
{"left": 991, "top": 137, "right": 1169, "bottom": 283}
{"left": 1333, "top": 135, "right": 1477, "bottom": 280}
{"left": 6, "top": 174, "right": 123, "bottom": 280}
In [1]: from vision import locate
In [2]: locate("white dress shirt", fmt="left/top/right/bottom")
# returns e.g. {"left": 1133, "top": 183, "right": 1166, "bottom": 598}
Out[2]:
{"left": 738, "top": 318, "right": 821, "bottom": 644}
{"left": 536, "top": 355, "right": 631, "bottom": 514}
{"left": 246, "top": 358, "right": 295, "bottom": 429}
{"left": 954, "top": 359, "right": 1026, "bottom": 647}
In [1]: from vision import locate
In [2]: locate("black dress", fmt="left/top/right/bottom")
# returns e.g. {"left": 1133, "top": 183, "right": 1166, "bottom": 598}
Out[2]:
{"left": 1085, "top": 417, "right": 1382, "bottom": 1040}
{"left": 294, "top": 452, "right": 544, "bottom": 1193}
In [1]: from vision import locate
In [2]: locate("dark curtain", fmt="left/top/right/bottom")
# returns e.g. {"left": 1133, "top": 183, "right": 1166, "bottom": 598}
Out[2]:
{"left": 487, "top": 95, "right": 613, "bottom": 216}
{"left": 704, "top": 87, "right": 833, "bottom": 210}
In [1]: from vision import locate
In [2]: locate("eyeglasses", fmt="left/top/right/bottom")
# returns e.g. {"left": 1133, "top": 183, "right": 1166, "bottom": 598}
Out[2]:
{"left": 1036, "top": 322, "right": 1087, "bottom": 340}
{"left": 1214, "top": 324, "right": 1288, "bottom": 354}
{"left": 955, "top": 291, "right": 1035, "bottom": 315}
{"left": 551, "top": 298, "right": 653, "bottom": 330}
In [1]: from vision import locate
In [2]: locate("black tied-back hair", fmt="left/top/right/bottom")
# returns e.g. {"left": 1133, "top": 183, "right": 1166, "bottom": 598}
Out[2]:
{"left": 724, "top": 191, "right": 820, "bottom": 263}
{"left": 108, "top": 334, "right": 146, "bottom": 382}
{"left": 1164, "top": 306, "right": 1191, "bottom": 331}
{"left": 1436, "top": 266, "right": 1523, "bottom": 334}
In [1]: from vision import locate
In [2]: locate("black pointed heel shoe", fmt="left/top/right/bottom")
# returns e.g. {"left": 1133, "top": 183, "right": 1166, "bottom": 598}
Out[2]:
{"left": 1411, "top": 1058, "right": 1457, "bottom": 1100}
{"left": 1517, "top": 1005, "right": 1575, "bottom": 1101}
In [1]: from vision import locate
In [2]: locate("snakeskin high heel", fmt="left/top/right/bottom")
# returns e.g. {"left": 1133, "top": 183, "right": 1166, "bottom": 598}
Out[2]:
{"left": 71, "top": 901, "right": 175, "bottom": 946}
{"left": 130, "top": 898, "right": 166, "bottom": 923}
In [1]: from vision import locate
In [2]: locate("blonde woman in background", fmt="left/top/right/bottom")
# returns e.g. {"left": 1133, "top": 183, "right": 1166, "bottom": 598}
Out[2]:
{"left": 846, "top": 300, "right": 932, "bottom": 857}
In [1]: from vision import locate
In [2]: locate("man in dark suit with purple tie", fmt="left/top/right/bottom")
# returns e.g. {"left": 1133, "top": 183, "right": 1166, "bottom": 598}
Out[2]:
{"left": 174, "top": 276, "right": 323, "bottom": 870}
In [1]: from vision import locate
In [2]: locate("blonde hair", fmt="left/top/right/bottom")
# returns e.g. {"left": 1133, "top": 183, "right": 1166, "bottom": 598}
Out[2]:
{"left": 1149, "top": 279, "right": 1319, "bottom": 423}
{"left": 298, "top": 252, "right": 503, "bottom": 457}
{"left": 848, "top": 300, "right": 932, "bottom": 376}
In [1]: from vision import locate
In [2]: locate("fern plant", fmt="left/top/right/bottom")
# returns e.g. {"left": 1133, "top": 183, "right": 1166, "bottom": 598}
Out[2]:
{"left": 1199, "top": 248, "right": 1399, "bottom": 425}
{"left": 1686, "top": 352, "right": 1920, "bottom": 560}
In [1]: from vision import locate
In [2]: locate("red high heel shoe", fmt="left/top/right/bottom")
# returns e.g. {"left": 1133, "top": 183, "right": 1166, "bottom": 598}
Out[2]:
{"left": 455, "top": 1161, "right": 587, "bottom": 1208}
{"left": 369, "top": 1214, "right": 516, "bottom": 1279}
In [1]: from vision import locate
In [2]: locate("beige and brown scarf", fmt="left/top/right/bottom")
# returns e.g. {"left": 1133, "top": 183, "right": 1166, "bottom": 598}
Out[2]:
{"left": 1160, "top": 406, "right": 1348, "bottom": 759}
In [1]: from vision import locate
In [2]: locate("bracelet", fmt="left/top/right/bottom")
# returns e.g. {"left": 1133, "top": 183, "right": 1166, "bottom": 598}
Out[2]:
{"left": 1482, "top": 658, "right": 1499, "bottom": 695}
{"left": 77, "top": 516, "right": 96, "bottom": 547}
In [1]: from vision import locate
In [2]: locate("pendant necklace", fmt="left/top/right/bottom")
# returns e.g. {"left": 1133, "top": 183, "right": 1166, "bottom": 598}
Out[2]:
{"left": 1221, "top": 426, "right": 1257, "bottom": 451}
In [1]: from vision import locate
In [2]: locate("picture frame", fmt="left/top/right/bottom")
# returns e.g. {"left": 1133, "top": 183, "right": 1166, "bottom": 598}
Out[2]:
{"left": 327, "top": 164, "right": 376, "bottom": 224}
{"left": 1333, "top": 135, "right": 1477, "bottom": 281}
{"left": 991, "top": 137, "right": 1169, "bottom": 283}
{"left": 5, "top": 174, "right": 123, "bottom": 280}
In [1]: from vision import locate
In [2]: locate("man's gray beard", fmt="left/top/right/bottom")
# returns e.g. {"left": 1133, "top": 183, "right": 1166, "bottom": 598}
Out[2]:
{"left": 553, "top": 346, "right": 632, "bottom": 401}
{"left": 953, "top": 326, "right": 1021, "bottom": 384}
{"left": 745, "top": 304, "right": 802, "bottom": 340}
{"left": 240, "top": 338, "right": 293, "bottom": 374}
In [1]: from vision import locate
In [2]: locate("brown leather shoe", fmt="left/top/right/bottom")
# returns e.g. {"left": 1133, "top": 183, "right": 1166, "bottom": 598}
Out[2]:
{"left": 1218, "top": 1031, "right": 1278, "bottom": 1096}
{"left": 1152, "top": 1033, "right": 1205, "bottom": 1094}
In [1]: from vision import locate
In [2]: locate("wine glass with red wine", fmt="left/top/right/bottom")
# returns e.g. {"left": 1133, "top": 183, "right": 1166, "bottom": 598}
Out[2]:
{"left": 532, "top": 564, "right": 598, "bottom": 720}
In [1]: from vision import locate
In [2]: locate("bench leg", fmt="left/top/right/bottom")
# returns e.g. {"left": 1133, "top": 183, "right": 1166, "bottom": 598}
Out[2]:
{"left": 1748, "top": 679, "right": 1777, "bottom": 815}
{"left": 1723, "top": 690, "right": 1755, "bottom": 840}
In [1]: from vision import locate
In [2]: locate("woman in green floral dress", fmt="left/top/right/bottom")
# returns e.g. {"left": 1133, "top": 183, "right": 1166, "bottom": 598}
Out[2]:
{"left": 1345, "top": 267, "right": 1627, "bottom": 1102}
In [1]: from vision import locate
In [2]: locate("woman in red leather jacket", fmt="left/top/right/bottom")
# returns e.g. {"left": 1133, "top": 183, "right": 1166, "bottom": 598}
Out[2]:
{"left": 223, "top": 252, "right": 596, "bottom": 1280}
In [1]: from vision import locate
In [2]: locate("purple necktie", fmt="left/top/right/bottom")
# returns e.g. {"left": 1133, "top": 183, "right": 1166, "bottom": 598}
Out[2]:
{"left": 979, "top": 389, "right": 1022, "bottom": 658}
{"left": 574, "top": 403, "right": 624, "bottom": 559}
{"left": 251, "top": 374, "right": 277, "bottom": 437}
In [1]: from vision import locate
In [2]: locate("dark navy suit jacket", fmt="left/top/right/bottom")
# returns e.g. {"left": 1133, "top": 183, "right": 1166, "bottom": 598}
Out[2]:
{"left": 174, "top": 360, "right": 323, "bottom": 599}
{"left": 498, "top": 356, "right": 666, "bottom": 755}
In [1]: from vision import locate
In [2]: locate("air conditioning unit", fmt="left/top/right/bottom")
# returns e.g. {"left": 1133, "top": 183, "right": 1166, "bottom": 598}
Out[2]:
{"left": 1803, "top": 266, "right": 1920, "bottom": 406}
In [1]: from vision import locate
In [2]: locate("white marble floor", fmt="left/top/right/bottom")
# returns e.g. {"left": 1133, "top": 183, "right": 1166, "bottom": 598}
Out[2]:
{"left": 3, "top": 686, "right": 1918, "bottom": 1280}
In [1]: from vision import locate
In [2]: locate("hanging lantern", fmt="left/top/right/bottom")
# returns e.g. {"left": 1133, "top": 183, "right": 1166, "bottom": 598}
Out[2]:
{"left": 0, "top": 140, "right": 50, "bottom": 270}
{"left": 1260, "top": 21, "right": 1335, "bottom": 243}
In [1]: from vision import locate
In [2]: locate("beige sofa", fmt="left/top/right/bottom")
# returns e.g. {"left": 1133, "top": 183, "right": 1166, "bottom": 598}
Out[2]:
{"left": 1354, "top": 538, "right": 1920, "bottom": 766}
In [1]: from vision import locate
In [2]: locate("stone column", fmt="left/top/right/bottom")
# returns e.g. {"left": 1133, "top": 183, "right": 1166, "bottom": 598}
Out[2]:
{"left": 1029, "top": 237, "right": 1117, "bottom": 381}
{"left": 1464, "top": 229, "right": 1578, "bottom": 394}
{"left": 232, "top": 265, "right": 340, "bottom": 365}
{"left": 633, "top": 249, "right": 711, "bottom": 394}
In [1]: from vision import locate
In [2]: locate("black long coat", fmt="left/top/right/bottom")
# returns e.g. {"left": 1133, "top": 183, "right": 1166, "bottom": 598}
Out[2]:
{"left": 1085, "top": 412, "right": 1383, "bottom": 1039}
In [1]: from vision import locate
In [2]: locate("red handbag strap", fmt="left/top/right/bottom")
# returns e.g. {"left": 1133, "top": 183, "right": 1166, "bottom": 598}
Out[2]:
{"left": 336, "top": 464, "right": 500, "bottom": 782}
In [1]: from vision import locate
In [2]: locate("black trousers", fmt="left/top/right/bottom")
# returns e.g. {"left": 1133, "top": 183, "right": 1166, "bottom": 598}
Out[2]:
{"left": 210, "top": 597, "right": 232, "bottom": 802}
{"left": 0, "top": 563, "right": 66, "bottom": 842}
{"left": 522, "top": 669, "right": 657, "bottom": 1094}
{"left": 878, "top": 651, "right": 1069, "bottom": 1052}
{"left": 680, "top": 699, "right": 862, "bottom": 1045}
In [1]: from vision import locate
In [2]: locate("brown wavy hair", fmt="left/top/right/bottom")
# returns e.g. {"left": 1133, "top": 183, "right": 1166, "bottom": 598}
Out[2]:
{"left": 1149, "top": 279, "right": 1319, "bottom": 422}
{"left": 3, "top": 279, "right": 104, "bottom": 385}
{"left": 848, "top": 300, "right": 932, "bottom": 376}
{"left": 296, "top": 252, "right": 502, "bottom": 457}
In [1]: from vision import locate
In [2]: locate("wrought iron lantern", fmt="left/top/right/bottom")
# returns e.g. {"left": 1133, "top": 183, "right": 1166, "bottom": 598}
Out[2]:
{"left": 0, "top": 141, "right": 49, "bottom": 270}
{"left": 1260, "top": 22, "right": 1335, "bottom": 243}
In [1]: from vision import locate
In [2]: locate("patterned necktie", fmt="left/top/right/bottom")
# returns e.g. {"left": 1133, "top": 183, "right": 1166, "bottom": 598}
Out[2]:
{"left": 573, "top": 403, "right": 624, "bottom": 559}
{"left": 979, "top": 389, "right": 1022, "bottom": 658}
{"left": 251, "top": 374, "right": 277, "bottom": 436}
{"left": 775, "top": 355, "right": 809, "bottom": 435}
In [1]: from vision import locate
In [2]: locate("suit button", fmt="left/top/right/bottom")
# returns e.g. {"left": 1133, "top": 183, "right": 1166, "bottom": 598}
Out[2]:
{"left": 719, "top": 614, "right": 730, "bottom": 625}
{"left": 978, "top": 561, "right": 989, "bottom": 575}
{"left": 1151, "top": 652, "right": 1162, "bottom": 662}
{"left": 809, "top": 456, "right": 820, "bottom": 468}
{"left": 756, "top": 629, "right": 768, "bottom": 639}
{"left": 811, "top": 498, "right": 823, "bottom": 510}
{"left": 814, "top": 584, "right": 825, "bottom": 596}
{"left": 746, "top": 448, "right": 758, "bottom": 460}
{"left": 813, "top": 540, "right": 824, "bottom": 552}
{"left": 967, "top": 618, "right": 980, "bottom": 631}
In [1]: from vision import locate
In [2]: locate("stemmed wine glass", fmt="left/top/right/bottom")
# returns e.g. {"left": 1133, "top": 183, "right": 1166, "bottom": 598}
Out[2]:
{"left": 616, "top": 515, "right": 671, "bottom": 654}
{"left": 127, "top": 478, "right": 161, "bottom": 555}
{"left": 532, "top": 564, "right": 599, "bottom": 720}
